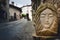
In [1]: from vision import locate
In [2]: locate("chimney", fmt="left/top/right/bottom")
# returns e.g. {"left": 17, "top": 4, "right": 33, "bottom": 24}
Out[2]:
{"left": 11, "top": 1, "right": 14, "bottom": 5}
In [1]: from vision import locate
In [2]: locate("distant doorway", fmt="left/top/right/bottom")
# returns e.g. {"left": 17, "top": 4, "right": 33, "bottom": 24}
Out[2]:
{"left": 14, "top": 13, "right": 17, "bottom": 20}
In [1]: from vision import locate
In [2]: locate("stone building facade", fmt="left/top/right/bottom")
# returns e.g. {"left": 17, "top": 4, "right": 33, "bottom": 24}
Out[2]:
{"left": 9, "top": 4, "right": 22, "bottom": 21}
{"left": 0, "top": 0, "right": 10, "bottom": 22}
{"left": 21, "top": 5, "right": 32, "bottom": 21}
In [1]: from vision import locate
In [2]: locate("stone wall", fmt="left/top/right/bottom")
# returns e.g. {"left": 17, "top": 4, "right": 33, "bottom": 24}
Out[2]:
{"left": 0, "top": 0, "right": 10, "bottom": 23}
{"left": 9, "top": 7, "right": 21, "bottom": 21}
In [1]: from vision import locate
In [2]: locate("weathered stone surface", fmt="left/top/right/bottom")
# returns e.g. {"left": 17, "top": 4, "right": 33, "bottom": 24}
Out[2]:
{"left": 33, "top": 3, "right": 58, "bottom": 36}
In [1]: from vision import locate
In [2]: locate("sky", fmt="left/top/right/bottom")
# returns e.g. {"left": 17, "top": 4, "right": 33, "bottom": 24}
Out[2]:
{"left": 9, "top": 0, "right": 31, "bottom": 7}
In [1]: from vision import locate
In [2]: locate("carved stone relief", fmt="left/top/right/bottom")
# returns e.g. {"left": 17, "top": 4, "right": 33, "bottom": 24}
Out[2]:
{"left": 34, "top": 3, "right": 58, "bottom": 36}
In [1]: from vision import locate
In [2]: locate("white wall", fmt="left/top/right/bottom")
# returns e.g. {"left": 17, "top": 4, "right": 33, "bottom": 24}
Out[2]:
{"left": 22, "top": 6, "right": 32, "bottom": 21}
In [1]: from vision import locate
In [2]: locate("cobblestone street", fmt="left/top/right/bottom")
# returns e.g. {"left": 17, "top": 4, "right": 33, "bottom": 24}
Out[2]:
{"left": 0, "top": 18, "right": 35, "bottom": 40}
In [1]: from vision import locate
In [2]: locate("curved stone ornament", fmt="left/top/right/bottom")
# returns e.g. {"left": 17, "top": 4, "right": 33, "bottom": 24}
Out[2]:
{"left": 34, "top": 3, "right": 58, "bottom": 37}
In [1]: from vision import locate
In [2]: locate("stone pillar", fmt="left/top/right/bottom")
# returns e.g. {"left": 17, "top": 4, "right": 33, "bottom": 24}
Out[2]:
{"left": 32, "top": 3, "right": 58, "bottom": 40}
{"left": 6, "top": 0, "right": 10, "bottom": 22}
